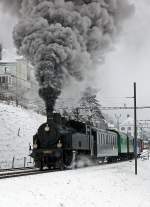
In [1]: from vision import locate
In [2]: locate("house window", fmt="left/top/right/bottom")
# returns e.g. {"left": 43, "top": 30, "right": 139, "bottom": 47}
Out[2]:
{"left": 121, "top": 127, "right": 125, "bottom": 131}
{"left": 0, "top": 75, "right": 12, "bottom": 87}
{"left": 128, "top": 127, "right": 131, "bottom": 130}
{"left": 0, "top": 76, "right": 9, "bottom": 84}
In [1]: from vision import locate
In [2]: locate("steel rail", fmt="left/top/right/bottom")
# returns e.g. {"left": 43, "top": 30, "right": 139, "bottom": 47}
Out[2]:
{"left": 0, "top": 168, "right": 60, "bottom": 180}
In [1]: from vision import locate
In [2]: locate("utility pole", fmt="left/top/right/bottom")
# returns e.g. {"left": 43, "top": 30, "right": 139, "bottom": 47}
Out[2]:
{"left": 134, "top": 82, "right": 137, "bottom": 175}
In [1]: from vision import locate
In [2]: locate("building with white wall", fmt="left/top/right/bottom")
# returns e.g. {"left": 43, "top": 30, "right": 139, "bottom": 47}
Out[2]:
{"left": 0, "top": 58, "right": 31, "bottom": 101}
{"left": 119, "top": 115, "right": 143, "bottom": 139}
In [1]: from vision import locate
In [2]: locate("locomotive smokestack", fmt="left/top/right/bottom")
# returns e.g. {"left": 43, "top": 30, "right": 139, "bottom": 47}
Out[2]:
{"left": 39, "top": 86, "right": 61, "bottom": 123}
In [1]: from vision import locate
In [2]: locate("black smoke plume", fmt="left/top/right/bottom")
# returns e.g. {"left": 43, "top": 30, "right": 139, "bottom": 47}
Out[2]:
{"left": 0, "top": 0, "right": 133, "bottom": 118}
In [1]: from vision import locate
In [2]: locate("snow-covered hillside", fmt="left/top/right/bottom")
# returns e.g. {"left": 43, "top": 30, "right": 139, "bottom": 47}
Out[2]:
{"left": 0, "top": 102, "right": 46, "bottom": 168}
{"left": 0, "top": 159, "right": 150, "bottom": 207}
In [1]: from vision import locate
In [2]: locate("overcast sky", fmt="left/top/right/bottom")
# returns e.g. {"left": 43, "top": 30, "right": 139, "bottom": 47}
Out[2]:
{"left": 0, "top": 5, "right": 17, "bottom": 48}
{"left": 0, "top": 0, "right": 150, "bottom": 121}
{"left": 96, "top": 0, "right": 150, "bottom": 121}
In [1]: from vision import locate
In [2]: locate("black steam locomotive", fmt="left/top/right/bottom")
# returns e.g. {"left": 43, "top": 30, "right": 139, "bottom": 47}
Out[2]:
{"left": 31, "top": 113, "right": 95, "bottom": 170}
{"left": 31, "top": 113, "right": 143, "bottom": 170}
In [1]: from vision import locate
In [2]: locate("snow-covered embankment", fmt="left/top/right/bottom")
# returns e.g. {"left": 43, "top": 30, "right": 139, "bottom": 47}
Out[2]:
{"left": 0, "top": 102, "right": 45, "bottom": 168}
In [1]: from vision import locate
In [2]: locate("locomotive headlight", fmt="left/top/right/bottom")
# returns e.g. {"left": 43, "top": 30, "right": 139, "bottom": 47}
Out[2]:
{"left": 45, "top": 124, "right": 50, "bottom": 132}
{"left": 57, "top": 140, "right": 62, "bottom": 148}
{"left": 33, "top": 144, "right": 38, "bottom": 149}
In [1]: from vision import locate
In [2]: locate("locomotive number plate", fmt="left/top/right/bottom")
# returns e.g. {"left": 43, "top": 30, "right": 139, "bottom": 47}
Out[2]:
{"left": 43, "top": 150, "right": 52, "bottom": 154}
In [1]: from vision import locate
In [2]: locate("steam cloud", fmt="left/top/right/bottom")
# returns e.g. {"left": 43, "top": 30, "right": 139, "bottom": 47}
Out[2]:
{"left": 0, "top": 0, "right": 133, "bottom": 117}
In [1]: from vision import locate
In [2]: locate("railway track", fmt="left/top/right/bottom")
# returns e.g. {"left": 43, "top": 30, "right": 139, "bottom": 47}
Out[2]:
{"left": 0, "top": 168, "right": 59, "bottom": 180}
{"left": 0, "top": 157, "right": 138, "bottom": 180}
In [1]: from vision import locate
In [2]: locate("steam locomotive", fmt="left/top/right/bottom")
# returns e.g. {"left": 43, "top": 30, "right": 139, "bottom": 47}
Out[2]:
{"left": 31, "top": 113, "right": 143, "bottom": 170}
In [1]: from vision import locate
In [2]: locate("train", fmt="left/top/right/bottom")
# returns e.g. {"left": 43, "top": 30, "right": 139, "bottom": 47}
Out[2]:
{"left": 142, "top": 140, "right": 150, "bottom": 150}
{"left": 31, "top": 113, "right": 143, "bottom": 170}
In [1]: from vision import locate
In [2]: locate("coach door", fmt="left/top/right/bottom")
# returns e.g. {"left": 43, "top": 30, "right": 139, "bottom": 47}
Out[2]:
{"left": 91, "top": 129, "right": 97, "bottom": 157}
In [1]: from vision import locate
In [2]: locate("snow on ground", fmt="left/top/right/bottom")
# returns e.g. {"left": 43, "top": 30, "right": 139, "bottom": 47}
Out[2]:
{"left": 0, "top": 159, "right": 150, "bottom": 207}
{"left": 0, "top": 102, "right": 46, "bottom": 168}
{"left": 0, "top": 102, "right": 150, "bottom": 207}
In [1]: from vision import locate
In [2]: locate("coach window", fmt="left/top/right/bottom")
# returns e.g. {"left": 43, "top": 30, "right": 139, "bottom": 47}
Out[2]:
{"left": 99, "top": 134, "right": 101, "bottom": 144}
{"left": 97, "top": 134, "right": 99, "bottom": 144}
{"left": 108, "top": 135, "right": 110, "bottom": 144}
{"left": 100, "top": 134, "right": 102, "bottom": 144}
{"left": 110, "top": 136, "right": 113, "bottom": 144}
{"left": 103, "top": 134, "right": 105, "bottom": 144}
{"left": 106, "top": 134, "right": 108, "bottom": 144}
{"left": 105, "top": 135, "right": 107, "bottom": 144}
{"left": 112, "top": 136, "right": 114, "bottom": 145}
{"left": 101, "top": 134, "right": 103, "bottom": 144}
{"left": 105, "top": 134, "right": 107, "bottom": 144}
{"left": 104, "top": 134, "right": 106, "bottom": 144}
